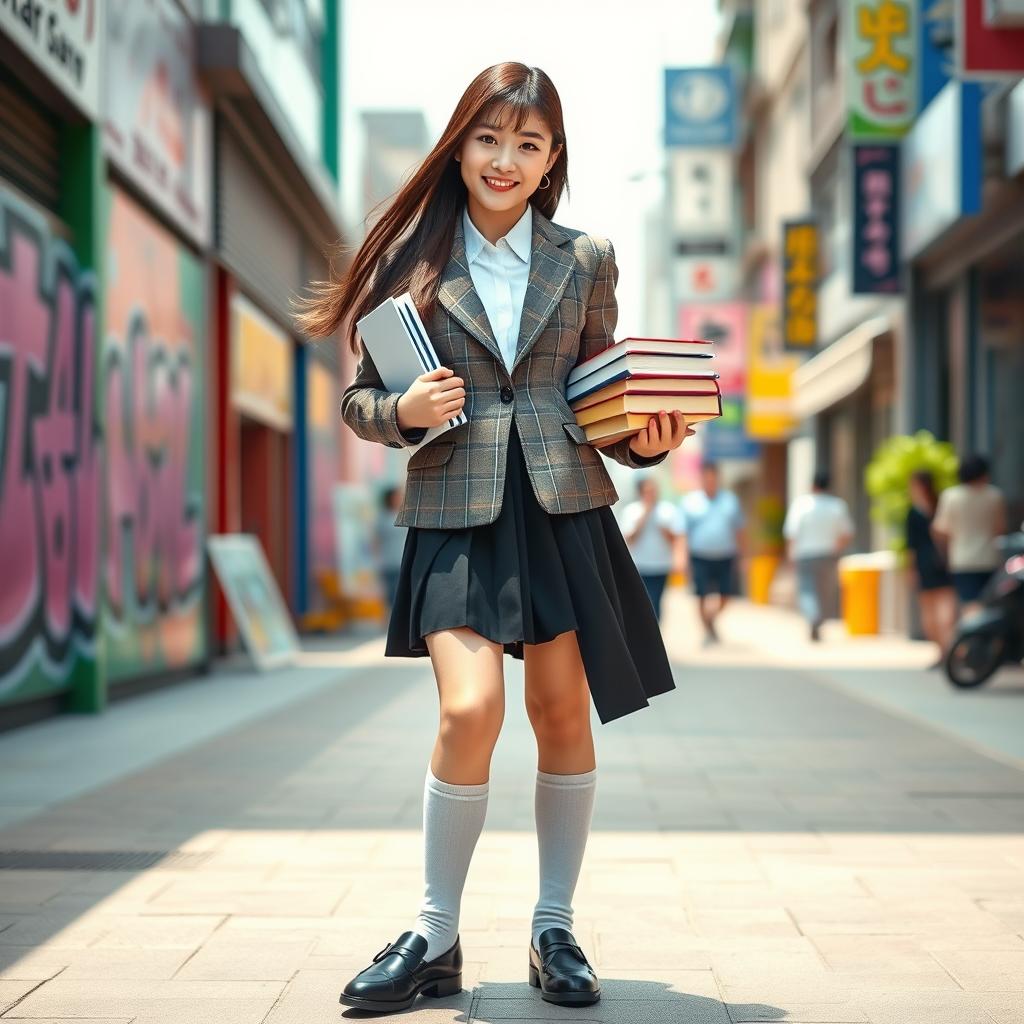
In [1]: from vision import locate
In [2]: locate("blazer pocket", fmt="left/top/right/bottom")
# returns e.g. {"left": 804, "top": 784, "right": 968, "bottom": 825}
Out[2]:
{"left": 562, "top": 420, "right": 589, "bottom": 445}
{"left": 407, "top": 439, "right": 456, "bottom": 471}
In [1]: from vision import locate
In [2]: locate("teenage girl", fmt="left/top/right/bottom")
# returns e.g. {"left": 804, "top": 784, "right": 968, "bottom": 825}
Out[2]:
{"left": 296, "top": 62, "right": 693, "bottom": 1014}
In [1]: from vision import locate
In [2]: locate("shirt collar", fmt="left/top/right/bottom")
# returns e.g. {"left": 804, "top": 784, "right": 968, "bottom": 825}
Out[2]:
{"left": 463, "top": 203, "right": 533, "bottom": 265}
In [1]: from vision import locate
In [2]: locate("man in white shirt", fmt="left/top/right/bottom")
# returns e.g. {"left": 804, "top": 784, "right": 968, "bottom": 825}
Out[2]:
{"left": 783, "top": 469, "right": 854, "bottom": 641}
{"left": 930, "top": 452, "right": 1008, "bottom": 615}
{"left": 620, "top": 476, "right": 679, "bottom": 622}
{"left": 677, "top": 460, "right": 745, "bottom": 645}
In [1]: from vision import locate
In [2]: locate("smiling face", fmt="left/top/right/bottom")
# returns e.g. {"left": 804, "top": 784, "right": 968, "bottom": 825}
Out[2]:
{"left": 454, "top": 106, "right": 561, "bottom": 222}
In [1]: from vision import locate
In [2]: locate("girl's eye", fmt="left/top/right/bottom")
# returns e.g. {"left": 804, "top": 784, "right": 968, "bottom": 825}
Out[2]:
{"left": 477, "top": 135, "right": 540, "bottom": 152}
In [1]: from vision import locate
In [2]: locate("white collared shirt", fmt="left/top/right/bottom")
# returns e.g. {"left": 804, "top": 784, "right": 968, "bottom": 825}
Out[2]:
{"left": 462, "top": 203, "right": 532, "bottom": 372}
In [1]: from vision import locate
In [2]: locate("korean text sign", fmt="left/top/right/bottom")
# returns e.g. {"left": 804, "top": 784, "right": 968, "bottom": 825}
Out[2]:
{"left": 782, "top": 221, "right": 819, "bottom": 350}
{"left": 852, "top": 145, "right": 902, "bottom": 294}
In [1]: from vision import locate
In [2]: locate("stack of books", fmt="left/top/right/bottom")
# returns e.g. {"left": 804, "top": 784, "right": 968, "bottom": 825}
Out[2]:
{"left": 567, "top": 337, "right": 721, "bottom": 447}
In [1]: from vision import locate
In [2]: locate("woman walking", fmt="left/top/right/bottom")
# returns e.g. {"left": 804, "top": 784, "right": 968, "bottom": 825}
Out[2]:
{"left": 905, "top": 469, "right": 956, "bottom": 668}
{"left": 296, "top": 62, "right": 693, "bottom": 1014}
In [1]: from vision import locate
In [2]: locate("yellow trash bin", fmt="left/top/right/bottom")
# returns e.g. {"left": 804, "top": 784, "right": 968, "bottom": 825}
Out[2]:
{"left": 748, "top": 554, "right": 779, "bottom": 605}
{"left": 838, "top": 554, "right": 882, "bottom": 635}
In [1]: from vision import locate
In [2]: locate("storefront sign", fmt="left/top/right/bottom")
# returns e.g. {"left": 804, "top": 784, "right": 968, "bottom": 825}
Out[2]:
{"left": 746, "top": 305, "right": 801, "bottom": 441}
{"left": 0, "top": 0, "right": 101, "bottom": 118}
{"left": 919, "top": 0, "right": 954, "bottom": 113}
{"left": 956, "top": 0, "right": 1024, "bottom": 77}
{"left": 852, "top": 145, "right": 902, "bottom": 294}
{"left": 677, "top": 302, "right": 747, "bottom": 397}
{"left": 1008, "top": 80, "right": 1024, "bottom": 177}
{"left": 664, "top": 67, "right": 737, "bottom": 148}
{"left": 846, "top": 0, "right": 918, "bottom": 138}
{"left": 781, "top": 220, "right": 818, "bottom": 350}
{"left": 104, "top": 0, "right": 212, "bottom": 248}
{"left": 673, "top": 254, "right": 737, "bottom": 302}
{"left": 901, "top": 80, "right": 983, "bottom": 259}
{"left": 702, "top": 397, "right": 760, "bottom": 461}
{"left": 669, "top": 149, "right": 735, "bottom": 235}
{"left": 231, "top": 294, "right": 294, "bottom": 431}
{"left": 669, "top": 148, "right": 737, "bottom": 301}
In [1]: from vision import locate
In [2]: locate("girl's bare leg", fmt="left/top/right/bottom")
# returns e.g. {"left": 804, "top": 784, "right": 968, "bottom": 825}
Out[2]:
{"left": 425, "top": 626, "right": 505, "bottom": 783}
{"left": 523, "top": 630, "right": 595, "bottom": 774}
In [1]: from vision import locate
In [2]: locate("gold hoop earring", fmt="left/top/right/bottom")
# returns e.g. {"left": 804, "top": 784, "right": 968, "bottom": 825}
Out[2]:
{"left": 539, "top": 173, "right": 551, "bottom": 190}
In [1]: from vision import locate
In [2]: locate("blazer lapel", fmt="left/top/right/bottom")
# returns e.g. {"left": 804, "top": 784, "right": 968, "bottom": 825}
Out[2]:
{"left": 436, "top": 204, "right": 575, "bottom": 374}
{"left": 436, "top": 216, "right": 504, "bottom": 365}
{"left": 510, "top": 208, "right": 574, "bottom": 375}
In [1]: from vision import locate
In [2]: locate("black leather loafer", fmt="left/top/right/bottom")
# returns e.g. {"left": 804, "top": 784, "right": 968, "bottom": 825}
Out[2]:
{"left": 528, "top": 926, "right": 601, "bottom": 1005}
{"left": 339, "top": 931, "right": 462, "bottom": 1012}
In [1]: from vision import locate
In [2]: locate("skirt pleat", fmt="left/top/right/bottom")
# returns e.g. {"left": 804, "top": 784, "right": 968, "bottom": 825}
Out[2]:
{"left": 384, "top": 421, "right": 676, "bottom": 725}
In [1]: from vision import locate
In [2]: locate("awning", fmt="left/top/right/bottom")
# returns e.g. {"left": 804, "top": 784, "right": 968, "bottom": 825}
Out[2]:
{"left": 792, "top": 316, "right": 890, "bottom": 419}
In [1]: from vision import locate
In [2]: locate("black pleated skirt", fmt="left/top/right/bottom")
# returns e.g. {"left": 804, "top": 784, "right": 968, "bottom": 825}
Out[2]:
{"left": 384, "top": 420, "right": 677, "bottom": 725}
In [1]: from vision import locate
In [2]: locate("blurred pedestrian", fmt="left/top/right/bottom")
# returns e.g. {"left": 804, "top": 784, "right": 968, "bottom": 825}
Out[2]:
{"left": 905, "top": 469, "right": 956, "bottom": 668}
{"left": 620, "top": 476, "right": 678, "bottom": 622}
{"left": 677, "top": 460, "right": 745, "bottom": 646}
{"left": 930, "top": 453, "right": 1008, "bottom": 617}
{"left": 296, "top": 63, "right": 695, "bottom": 1011}
{"left": 376, "top": 485, "right": 407, "bottom": 611}
{"left": 783, "top": 469, "right": 854, "bottom": 642}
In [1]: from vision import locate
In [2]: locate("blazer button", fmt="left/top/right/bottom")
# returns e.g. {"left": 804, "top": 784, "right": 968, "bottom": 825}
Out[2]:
{"left": 500, "top": 385, "right": 514, "bottom": 405}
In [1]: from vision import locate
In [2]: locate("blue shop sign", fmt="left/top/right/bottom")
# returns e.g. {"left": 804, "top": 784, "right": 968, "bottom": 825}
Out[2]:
{"left": 664, "top": 67, "right": 737, "bottom": 148}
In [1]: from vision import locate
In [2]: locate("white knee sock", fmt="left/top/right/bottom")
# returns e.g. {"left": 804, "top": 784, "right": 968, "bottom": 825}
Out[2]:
{"left": 531, "top": 767, "right": 597, "bottom": 948}
{"left": 412, "top": 764, "right": 489, "bottom": 962}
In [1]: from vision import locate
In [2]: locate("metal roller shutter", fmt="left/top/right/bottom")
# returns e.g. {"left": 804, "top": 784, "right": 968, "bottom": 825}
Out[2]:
{"left": 0, "top": 64, "right": 61, "bottom": 212}
{"left": 216, "top": 122, "right": 305, "bottom": 329}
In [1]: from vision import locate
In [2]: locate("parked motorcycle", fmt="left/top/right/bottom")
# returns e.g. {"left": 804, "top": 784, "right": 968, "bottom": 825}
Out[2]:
{"left": 944, "top": 526, "right": 1024, "bottom": 688}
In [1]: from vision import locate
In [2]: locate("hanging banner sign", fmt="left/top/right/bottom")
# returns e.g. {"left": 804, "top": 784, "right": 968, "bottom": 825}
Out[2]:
{"left": 781, "top": 220, "right": 818, "bottom": 350}
{"left": 852, "top": 144, "right": 902, "bottom": 294}
{"left": 846, "top": 0, "right": 918, "bottom": 138}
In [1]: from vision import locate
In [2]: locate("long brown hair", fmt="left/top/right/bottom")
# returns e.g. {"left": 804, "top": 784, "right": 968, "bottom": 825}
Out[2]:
{"left": 291, "top": 62, "right": 569, "bottom": 351}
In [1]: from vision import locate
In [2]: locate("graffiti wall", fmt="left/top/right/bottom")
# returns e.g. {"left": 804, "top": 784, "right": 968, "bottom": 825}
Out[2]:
{"left": 0, "top": 193, "right": 101, "bottom": 705}
{"left": 103, "top": 186, "right": 206, "bottom": 682}
{"left": 0, "top": 185, "right": 207, "bottom": 709}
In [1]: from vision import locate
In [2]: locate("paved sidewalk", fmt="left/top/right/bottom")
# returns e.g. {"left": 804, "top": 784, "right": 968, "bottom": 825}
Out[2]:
{"left": 663, "top": 590, "right": 1024, "bottom": 767}
{"left": 0, "top": 597, "right": 1022, "bottom": 1023}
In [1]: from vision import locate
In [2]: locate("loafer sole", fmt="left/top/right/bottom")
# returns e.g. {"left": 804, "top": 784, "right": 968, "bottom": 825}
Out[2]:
{"left": 339, "top": 972, "right": 462, "bottom": 1012}
{"left": 529, "top": 962, "right": 601, "bottom": 1005}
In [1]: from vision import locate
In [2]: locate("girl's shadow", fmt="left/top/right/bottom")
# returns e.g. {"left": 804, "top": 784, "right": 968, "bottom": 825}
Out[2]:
{"left": 342, "top": 979, "right": 787, "bottom": 1021}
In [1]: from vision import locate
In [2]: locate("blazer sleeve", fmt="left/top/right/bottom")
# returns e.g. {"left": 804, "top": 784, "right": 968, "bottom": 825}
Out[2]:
{"left": 577, "top": 239, "right": 668, "bottom": 470}
{"left": 340, "top": 342, "right": 427, "bottom": 449}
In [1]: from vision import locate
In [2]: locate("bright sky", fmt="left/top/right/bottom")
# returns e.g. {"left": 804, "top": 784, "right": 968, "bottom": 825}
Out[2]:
{"left": 340, "top": 0, "right": 721, "bottom": 334}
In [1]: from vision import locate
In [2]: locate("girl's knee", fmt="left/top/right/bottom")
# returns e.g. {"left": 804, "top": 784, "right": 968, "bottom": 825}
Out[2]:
{"left": 528, "top": 696, "right": 590, "bottom": 744}
{"left": 438, "top": 697, "right": 503, "bottom": 750}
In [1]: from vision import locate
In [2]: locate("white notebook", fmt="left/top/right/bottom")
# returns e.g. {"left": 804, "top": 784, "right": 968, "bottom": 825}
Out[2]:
{"left": 356, "top": 292, "right": 467, "bottom": 450}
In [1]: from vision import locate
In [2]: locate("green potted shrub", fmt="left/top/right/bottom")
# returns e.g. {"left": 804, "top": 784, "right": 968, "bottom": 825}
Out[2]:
{"left": 864, "top": 430, "right": 959, "bottom": 565}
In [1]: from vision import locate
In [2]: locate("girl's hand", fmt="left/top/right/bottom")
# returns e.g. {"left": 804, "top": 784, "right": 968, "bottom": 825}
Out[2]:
{"left": 628, "top": 410, "right": 694, "bottom": 458}
{"left": 396, "top": 367, "right": 465, "bottom": 429}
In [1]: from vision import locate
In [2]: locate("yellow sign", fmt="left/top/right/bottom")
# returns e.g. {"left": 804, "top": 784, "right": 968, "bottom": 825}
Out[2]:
{"left": 782, "top": 220, "right": 818, "bottom": 349}
{"left": 746, "top": 305, "right": 801, "bottom": 440}
{"left": 231, "top": 293, "right": 294, "bottom": 431}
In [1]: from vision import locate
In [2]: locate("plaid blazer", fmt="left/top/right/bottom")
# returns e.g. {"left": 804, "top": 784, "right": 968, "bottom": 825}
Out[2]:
{"left": 340, "top": 206, "right": 667, "bottom": 529}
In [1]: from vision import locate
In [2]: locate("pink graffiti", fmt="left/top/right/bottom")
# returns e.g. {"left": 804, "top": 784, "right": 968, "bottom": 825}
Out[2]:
{"left": 0, "top": 216, "right": 100, "bottom": 657}
{"left": 104, "top": 319, "right": 200, "bottom": 619}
